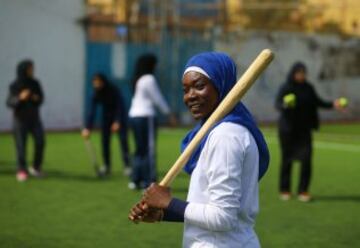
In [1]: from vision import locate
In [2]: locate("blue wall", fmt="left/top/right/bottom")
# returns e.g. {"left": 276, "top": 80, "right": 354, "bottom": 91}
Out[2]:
{"left": 85, "top": 34, "right": 213, "bottom": 126}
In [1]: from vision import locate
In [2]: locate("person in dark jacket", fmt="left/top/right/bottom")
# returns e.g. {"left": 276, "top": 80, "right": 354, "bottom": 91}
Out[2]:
{"left": 6, "top": 59, "right": 45, "bottom": 182}
{"left": 81, "top": 73, "right": 130, "bottom": 177}
{"left": 275, "top": 62, "right": 347, "bottom": 202}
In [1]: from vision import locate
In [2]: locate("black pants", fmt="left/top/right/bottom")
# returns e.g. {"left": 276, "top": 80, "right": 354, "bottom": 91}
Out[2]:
{"left": 130, "top": 117, "right": 157, "bottom": 187}
{"left": 13, "top": 119, "right": 45, "bottom": 171}
{"left": 279, "top": 130, "right": 312, "bottom": 194}
{"left": 101, "top": 122, "right": 130, "bottom": 170}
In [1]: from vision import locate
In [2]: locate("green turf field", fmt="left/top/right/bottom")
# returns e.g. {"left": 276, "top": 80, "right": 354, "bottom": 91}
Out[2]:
{"left": 0, "top": 124, "right": 359, "bottom": 247}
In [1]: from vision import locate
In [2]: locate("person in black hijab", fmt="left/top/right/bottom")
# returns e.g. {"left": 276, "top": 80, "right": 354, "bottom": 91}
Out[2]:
{"left": 275, "top": 62, "right": 346, "bottom": 202}
{"left": 82, "top": 73, "right": 130, "bottom": 177}
{"left": 6, "top": 59, "right": 45, "bottom": 181}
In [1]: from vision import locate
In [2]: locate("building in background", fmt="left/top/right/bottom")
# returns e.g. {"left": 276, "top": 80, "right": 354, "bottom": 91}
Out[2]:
{"left": 0, "top": 0, "right": 85, "bottom": 131}
{"left": 1, "top": 0, "right": 359, "bottom": 131}
{"left": 82, "top": 0, "right": 360, "bottom": 123}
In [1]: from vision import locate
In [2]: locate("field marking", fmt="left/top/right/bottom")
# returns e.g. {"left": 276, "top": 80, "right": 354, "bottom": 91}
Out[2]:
{"left": 160, "top": 129, "right": 360, "bottom": 152}
{"left": 262, "top": 129, "right": 360, "bottom": 141}
{"left": 265, "top": 137, "right": 360, "bottom": 153}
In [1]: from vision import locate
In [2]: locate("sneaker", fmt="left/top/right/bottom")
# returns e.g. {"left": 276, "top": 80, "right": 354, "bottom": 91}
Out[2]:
{"left": 128, "top": 182, "right": 138, "bottom": 190}
{"left": 16, "top": 170, "right": 28, "bottom": 182}
{"left": 29, "top": 167, "right": 44, "bottom": 178}
{"left": 97, "top": 166, "right": 110, "bottom": 178}
{"left": 279, "top": 192, "right": 291, "bottom": 201}
{"left": 298, "top": 192, "right": 312, "bottom": 202}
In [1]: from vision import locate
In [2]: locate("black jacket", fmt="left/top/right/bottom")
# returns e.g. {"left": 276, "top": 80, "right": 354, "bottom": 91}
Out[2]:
{"left": 6, "top": 61, "right": 44, "bottom": 122}
{"left": 86, "top": 82, "right": 125, "bottom": 129}
{"left": 275, "top": 81, "right": 333, "bottom": 132}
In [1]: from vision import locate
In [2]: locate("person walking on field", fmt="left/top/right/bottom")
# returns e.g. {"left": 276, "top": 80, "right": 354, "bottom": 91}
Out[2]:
{"left": 275, "top": 62, "right": 348, "bottom": 202}
{"left": 6, "top": 60, "right": 45, "bottom": 182}
{"left": 128, "top": 53, "right": 175, "bottom": 190}
{"left": 82, "top": 73, "right": 130, "bottom": 177}
{"left": 129, "top": 52, "right": 270, "bottom": 248}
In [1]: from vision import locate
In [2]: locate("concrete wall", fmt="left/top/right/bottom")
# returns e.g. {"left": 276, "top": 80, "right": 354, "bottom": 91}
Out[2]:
{"left": 215, "top": 31, "right": 360, "bottom": 123}
{"left": 0, "top": 0, "right": 85, "bottom": 130}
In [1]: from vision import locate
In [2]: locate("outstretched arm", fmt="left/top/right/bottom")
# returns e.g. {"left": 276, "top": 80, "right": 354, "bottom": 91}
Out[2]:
{"left": 312, "top": 87, "right": 333, "bottom": 109}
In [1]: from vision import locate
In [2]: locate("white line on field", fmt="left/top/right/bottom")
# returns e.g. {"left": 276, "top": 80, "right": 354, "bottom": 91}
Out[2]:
{"left": 265, "top": 137, "right": 360, "bottom": 152}
{"left": 262, "top": 130, "right": 360, "bottom": 141}
{"left": 160, "top": 129, "right": 360, "bottom": 152}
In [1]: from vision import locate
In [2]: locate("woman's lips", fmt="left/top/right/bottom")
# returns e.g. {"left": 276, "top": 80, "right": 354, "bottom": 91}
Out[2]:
{"left": 189, "top": 103, "right": 202, "bottom": 112}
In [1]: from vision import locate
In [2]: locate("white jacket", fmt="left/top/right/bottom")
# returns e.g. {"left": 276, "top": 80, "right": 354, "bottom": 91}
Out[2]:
{"left": 129, "top": 74, "right": 170, "bottom": 118}
{"left": 183, "top": 122, "right": 261, "bottom": 248}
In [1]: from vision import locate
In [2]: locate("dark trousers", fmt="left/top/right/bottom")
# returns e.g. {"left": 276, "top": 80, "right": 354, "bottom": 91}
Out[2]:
{"left": 101, "top": 122, "right": 130, "bottom": 170}
{"left": 130, "top": 117, "right": 157, "bottom": 187}
{"left": 13, "top": 119, "right": 45, "bottom": 171}
{"left": 279, "top": 130, "right": 312, "bottom": 194}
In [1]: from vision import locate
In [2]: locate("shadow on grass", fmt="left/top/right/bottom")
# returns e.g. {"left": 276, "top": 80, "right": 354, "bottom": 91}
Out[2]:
{"left": 314, "top": 195, "right": 360, "bottom": 202}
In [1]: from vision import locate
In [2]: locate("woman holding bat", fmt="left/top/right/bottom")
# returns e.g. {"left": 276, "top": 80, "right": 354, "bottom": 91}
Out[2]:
{"left": 129, "top": 52, "right": 270, "bottom": 247}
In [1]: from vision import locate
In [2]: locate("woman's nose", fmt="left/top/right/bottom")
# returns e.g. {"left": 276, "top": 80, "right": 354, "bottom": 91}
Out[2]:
{"left": 187, "top": 88, "right": 197, "bottom": 99}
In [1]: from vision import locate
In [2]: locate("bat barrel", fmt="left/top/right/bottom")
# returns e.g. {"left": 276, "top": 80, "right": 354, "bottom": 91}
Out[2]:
{"left": 159, "top": 49, "right": 274, "bottom": 187}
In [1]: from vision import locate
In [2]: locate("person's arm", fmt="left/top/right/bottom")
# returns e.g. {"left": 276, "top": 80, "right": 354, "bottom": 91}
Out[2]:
{"left": 183, "top": 132, "right": 245, "bottom": 232}
{"left": 114, "top": 88, "right": 125, "bottom": 124}
{"left": 141, "top": 184, "right": 188, "bottom": 222}
{"left": 140, "top": 132, "right": 246, "bottom": 229}
{"left": 85, "top": 96, "right": 97, "bottom": 129}
{"left": 6, "top": 84, "right": 21, "bottom": 108}
{"left": 31, "top": 80, "right": 44, "bottom": 106}
{"left": 312, "top": 86, "right": 333, "bottom": 109}
{"left": 163, "top": 198, "right": 188, "bottom": 222}
{"left": 146, "top": 76, "right": 170, "bottom": 115}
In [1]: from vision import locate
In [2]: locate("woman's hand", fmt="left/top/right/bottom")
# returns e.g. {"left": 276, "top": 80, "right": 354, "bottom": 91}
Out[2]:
{"left": 19, "top": 89, "right": 31, "bottom": 101}
{"left": 128, "top": 201, "right": 163, "bottom": 223}
{"left": 143, "top": 183, "right": 172, "bottom": 209}
{"left": 111, "top": 122, "right": 121, "bottom": 132}
{"left": 333, "top": 97, "right": 348, "bottom": 112}
{"left": 81, "top": 129, "right": 91, "bottom": 139}
{"left": 168, "top": 114, "right": 178, "bottom": 127}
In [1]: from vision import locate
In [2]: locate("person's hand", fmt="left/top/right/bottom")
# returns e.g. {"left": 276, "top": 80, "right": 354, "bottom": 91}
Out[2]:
{"left": 19, "top": 89, "right": 31, "bottom": 101}
{"left": 334, "top": 97, "right": 348, "bottom": 112}
{"left": 128, "top": 202, "right": 163, "bottom": 223}
{"left": 81, "top": 129, "right": 91, "bottom": 139}
{"left": 142, "top": 183, "right": 172, "bottom": 209}
{"left": 111, "top": 122, "right": 121, "bottom": 132}
{"left": 31, "top": 94, "right": 40, "bottom": 102}
{"left": 168, "top": 114, "right": 177, "bottom": 127}
{"left": 283, "top": 93, "right": 296, "bottom": 108}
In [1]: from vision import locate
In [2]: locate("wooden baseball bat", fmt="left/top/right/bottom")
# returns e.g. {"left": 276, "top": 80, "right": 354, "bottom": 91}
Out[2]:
{"left": 159, "top": 49, "right": 274, "bottom": 187}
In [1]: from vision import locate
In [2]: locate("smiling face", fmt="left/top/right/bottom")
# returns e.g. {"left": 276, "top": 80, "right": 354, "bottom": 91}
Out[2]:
{"left": 182, "top": 71, "right": 219, "bottom": 120}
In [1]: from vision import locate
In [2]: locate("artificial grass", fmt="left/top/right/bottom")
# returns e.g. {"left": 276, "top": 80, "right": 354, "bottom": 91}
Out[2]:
{"left": 0, "top": 124, "right": 359, "bottom": 247}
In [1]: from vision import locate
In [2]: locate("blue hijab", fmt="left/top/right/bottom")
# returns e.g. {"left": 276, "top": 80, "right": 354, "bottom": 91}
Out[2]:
{"left": 181, "top": 52, "right": 270, "bottom": 180}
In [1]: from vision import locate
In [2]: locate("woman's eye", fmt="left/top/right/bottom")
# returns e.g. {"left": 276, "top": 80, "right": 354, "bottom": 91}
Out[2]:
{"left": 195, "top": 83, "right": 205, "bottom": 90}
